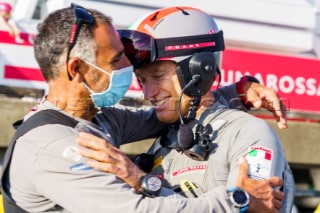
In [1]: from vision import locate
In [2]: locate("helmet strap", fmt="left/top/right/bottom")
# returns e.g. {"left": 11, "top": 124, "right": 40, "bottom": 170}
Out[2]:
{"left": 184, "top": 95, "right": 201, "bottom": 122}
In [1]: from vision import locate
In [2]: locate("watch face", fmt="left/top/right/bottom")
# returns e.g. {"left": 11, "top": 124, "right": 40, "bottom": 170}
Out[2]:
{"left": 146, "top": 176, "right": 162, "bottom": 192}
{"left": 232, "top": 189, "right": 249, "bottom": 207}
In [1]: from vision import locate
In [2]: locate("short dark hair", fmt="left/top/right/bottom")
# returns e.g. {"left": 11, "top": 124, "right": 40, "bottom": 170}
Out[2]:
{"left": 34, "top": 6, "right": 112, "bottom": 81}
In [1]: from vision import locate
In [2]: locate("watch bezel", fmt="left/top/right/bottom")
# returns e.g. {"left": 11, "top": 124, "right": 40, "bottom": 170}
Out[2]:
{"left": 227, "top": 187, "right": 250, "bottom": 208}
{"left": 140, "top": 175, "right": 162, "bottom": 197}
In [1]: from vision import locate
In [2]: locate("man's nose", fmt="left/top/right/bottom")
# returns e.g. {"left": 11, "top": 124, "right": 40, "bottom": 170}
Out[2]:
{"left": 143, "top": 80, "right": 158, "bottom": 99}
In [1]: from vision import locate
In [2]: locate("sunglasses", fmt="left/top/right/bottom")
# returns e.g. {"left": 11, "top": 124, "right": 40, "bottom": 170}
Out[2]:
{"left": 117, "top": 29, "right": 225, "bottom": 68}
{"left": 66, "top": 3, "right": 95, "bottom": 80}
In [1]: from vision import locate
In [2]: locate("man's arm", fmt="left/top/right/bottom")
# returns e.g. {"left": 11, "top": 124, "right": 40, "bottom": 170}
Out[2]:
{"left": 219, "top": 80, "right": 287, "bottom": 129}
{"left": 98, "top": 79, "right": 287, "bottom": 148}
{"left": 237, "top": 158, "right": 284, "bottom": 213}
{"left": 31, "top": 131, "right": 240, "bottom": 213}
{"left": 98, "top": 107, "right": 167, "bottom": 147}
{"left": 225, "top": 116, "right": 292, "bottom": 213}
{"left": 77, "top": 132, "right": 284, "bottom": 213}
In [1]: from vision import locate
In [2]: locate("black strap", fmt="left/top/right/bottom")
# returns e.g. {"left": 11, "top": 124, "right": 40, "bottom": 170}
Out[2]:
{"left": 1, "top": 110, "right": 79, "bottom": 213}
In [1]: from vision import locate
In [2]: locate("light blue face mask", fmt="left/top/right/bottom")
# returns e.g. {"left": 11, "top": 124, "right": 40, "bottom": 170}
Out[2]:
{"left": 81, "top": 59, "right": 133, "bottom": 108}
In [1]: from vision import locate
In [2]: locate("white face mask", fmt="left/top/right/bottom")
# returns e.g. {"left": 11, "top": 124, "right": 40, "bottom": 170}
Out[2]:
{"left": 81, "top": 59, "right": 133, "bottom": 108}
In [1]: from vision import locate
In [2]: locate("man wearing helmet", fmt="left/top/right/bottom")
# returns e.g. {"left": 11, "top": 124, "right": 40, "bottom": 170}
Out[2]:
{"left": 79, "top": 6, "right": 294, "bottom": 213}
{"left": 0, "top": 2, "right": 24, "bottom": 43}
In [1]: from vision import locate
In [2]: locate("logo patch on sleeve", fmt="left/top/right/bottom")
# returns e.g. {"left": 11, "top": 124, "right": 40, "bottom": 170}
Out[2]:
{"left": 171, "top": 165, "right": 207, "bottom": 178}
{"left": 63, "top": 146, "right": 81, "bottom": 162}
{"left": 246, "top": 146, "right": 273, "bottom": 180}
{"left": 70, "top": 163, "right": 93, "bottom": 171}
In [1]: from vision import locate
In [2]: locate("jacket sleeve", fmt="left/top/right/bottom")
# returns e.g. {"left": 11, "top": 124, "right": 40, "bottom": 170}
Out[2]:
{"left": 215, "top": 84, "right": 248, "bottom": 111}
{"left": 228, "top": 118, "right": 295, "bottom": 213}
{"left": 224, "top": 116, "right": 295, "bottom": 213}
{"left": 226, "top": 116, "right": 286, "bottom": 187}
{"left": 33, "top": 134, "right": 238, "bottom": 213}
{"left": 99, "top": 107, "right": 167, "bottom": 147}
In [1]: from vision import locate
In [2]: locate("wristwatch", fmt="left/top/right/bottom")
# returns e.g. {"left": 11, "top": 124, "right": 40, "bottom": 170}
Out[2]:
{"left": 227, "top": 186, "right": 250, "bottom": 213}
{"left": 139, "top": 174, "right": 162, "bottom": 197}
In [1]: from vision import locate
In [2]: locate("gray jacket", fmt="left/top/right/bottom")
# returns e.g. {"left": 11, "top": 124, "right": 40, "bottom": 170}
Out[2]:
{"left": 148, "top": 101, "right": 295, "bottom": 213}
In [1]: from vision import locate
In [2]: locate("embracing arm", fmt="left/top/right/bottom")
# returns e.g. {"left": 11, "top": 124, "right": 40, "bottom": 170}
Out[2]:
{"left": 77, "top": 132, "right": 284, "bottom": 213}
{"left": 219, "top": 77, "right": 287, "bottom": 129}
{"left": 99, "top": 107, "right": 167, "bottom": 147}
{"left": 98, "top": 77, "right": 287, "bottom": 148}
{"left": 32, "top": 133, "right": 241, "bottom": 213}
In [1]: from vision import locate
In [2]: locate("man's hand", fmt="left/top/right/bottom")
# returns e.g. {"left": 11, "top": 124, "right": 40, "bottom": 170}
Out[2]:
{"left": 236, "top": 158, "right": 284, "bottom": 213}
{"left": 76, "top": 132, "right": 145, "bottom": 192}
{"left": 243, "top": 82, "right": 288, "bottom": 129}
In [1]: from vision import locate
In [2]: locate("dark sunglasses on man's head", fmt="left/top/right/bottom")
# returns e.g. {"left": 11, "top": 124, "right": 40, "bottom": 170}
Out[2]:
{"left": 66, "top": 3, "right": 95, "bottom": 80}
{"left": 117, "top": 29, "right": 225, "bottom": 69}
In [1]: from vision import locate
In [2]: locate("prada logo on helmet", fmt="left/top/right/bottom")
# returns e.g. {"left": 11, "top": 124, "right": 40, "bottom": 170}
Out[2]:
{"left": 118, "top": 29, "right": 224, "bottom": 67}
{"left": 165, "top": 42, "right": 216, "bottom": 51}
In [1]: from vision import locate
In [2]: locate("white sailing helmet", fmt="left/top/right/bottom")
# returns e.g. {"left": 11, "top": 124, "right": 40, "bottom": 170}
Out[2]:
{"left": 128, "top": 6, "right": 223, "bottom": 68}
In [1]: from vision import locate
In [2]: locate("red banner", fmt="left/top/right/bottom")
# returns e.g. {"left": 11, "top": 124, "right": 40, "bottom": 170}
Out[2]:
{"left": 219, "top": 49, "right": 320, "bottom": 113}
{"left": 4, "top": 65, "right": 45, "bottom": 81}
{"left": 0, "top": 31, "right": 35, "bottom": 46}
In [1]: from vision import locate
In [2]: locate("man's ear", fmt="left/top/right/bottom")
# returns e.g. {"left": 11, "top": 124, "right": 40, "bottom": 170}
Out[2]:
{"left": 73, "top": 69, "right": 83, "bottom": 83}
{"left": 68, "top": 58, "right": 84, "bottom": 83}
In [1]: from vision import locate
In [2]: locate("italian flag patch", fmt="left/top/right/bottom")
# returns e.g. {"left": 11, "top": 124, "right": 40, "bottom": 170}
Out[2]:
{"left": 246, "top": 146, "right": 273, "bottom": 180}
{"left": 248, "top": 147, "right": 272, "bottom": 160}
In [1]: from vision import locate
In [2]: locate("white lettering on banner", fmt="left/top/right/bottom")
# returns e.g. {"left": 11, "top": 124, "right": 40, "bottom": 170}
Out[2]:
{"left": 219, "top": 69, "right": 320, "bottom": 97}
{"left": 266, "top": 74, "right": 278, "bottom": 90}
{"left": 295, "top": 77, "right": 305, "bottom": 95}
{"left": 224, "top": 69, "right": 234, "bottom": 85}
{"left": 279, "top": 76, "right": 295, "bottom": 93}
{"left": 255, "top": 73, "right": 264, "bottom": 85}
{"left": 306, "top": 78, "right": 317, "bottom": 96}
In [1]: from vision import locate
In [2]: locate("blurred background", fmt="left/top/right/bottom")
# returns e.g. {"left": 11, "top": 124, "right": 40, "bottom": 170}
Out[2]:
{"left": 0, "top": 0, "right": 319, "bottom": 212}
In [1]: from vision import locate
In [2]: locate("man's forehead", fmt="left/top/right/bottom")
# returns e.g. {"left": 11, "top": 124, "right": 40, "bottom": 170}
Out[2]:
{"left": 136, "top": 60, "right": 175, "bottom": 73}
{"left": 94, "top": 23, "right": 117, "bottom": 42}
{"left": 95, "top": 24, "right": 123, "bottom": 56}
